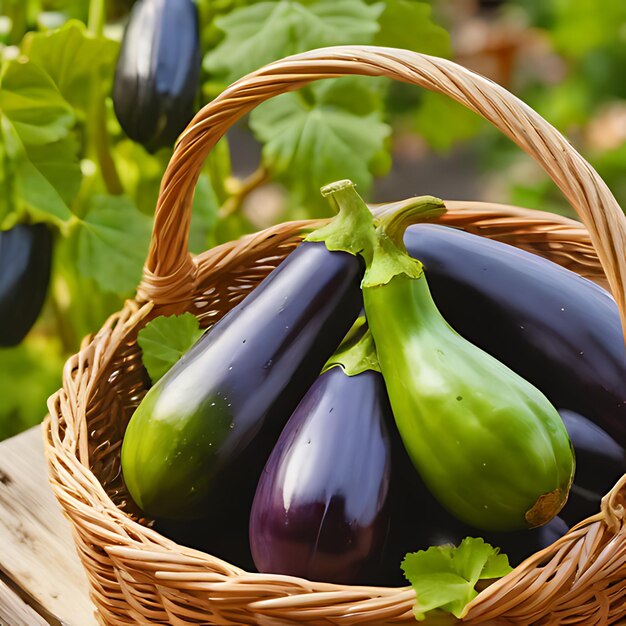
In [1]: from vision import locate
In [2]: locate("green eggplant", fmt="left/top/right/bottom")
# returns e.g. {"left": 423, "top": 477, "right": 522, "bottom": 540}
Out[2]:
{"left": 322, "top": 181, "right": 575, "bottom": 532}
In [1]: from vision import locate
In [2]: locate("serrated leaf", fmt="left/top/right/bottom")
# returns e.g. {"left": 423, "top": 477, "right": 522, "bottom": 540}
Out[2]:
{"left": 22, "top": 20, "right": 119, "bottom": 113}
{"left": 77, "top": 195, "right": 153, "bottom": 295}
{"left": 1, "top": 120, "right": 77, "bottom": 226}
{"left": 204, "top": 0, "right": 384, "bottom": 82}
{"left": 0, "top": 58, "right": 74, "bottom": 145}
{"left": 250, "top": 76, "right": 390, "bottom": 204}
{"left": 374, "top": 0, "right": 451, "bottom": 57}
{"left": 21, "top": 135, "right": 81, "bottom": 206}
{"left": 137, "top": 313, "right": 204, "bottom": 383}
{"left": 402, "top": 537, "right": 512, "bottom": 620}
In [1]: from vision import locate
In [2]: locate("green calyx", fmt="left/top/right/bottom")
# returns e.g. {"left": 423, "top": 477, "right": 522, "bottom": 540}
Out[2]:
{"left": 317, "top": 179, "right": 446, "bottom": 288}
{"left": 306, "top": 179, "right": 378, "bottom": 265}
{"left": 323, "top": 320, "right": 380, "bottom": 376}
{"left": 365, "top": 193, "right": 445, "bottom": 288}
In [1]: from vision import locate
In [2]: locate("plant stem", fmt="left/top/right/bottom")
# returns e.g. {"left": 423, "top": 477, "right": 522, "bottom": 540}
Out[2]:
{"left": 219, "top": 166, "right": 270, "bottom": 218}
{"left": 88, "top": 0, "right": 106, "bottom": 37}
{"left": 86, "top": 0, "right": 124, "bottom": 195}
{"left": 93, "top": 96, "right": 124, "bottom": 195}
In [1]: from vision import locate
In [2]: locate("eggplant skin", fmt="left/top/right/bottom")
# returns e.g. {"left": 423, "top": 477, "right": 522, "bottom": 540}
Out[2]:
{"left": 559, "top": 410, "right": 625, "bottom": 494}
{"left": 0, "top": 224, "right": 52, "bottom": 347}
{"left": 121, "top": 242, "right": 363, "bottom": 520}
{"left": 113, "top": 0, "right": 200, "bottom": 152}
{"left": 558, "top": 409, "right": 626, "bottom": 525}
{"left": 404, "top": 224, "right": 626, "bottom": 447}
{"left": 250, "top": 367, "right": 392, "bottom": 585}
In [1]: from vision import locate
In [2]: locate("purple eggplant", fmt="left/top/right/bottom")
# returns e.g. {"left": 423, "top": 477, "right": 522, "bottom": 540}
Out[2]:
{"left": 113, "top": 0, "right": 201, "bottom": 152}
{"left": 0, "top": 223, "right": 52, "bottom": 346}
{"left": 250, "top": 353, "right": 392, "bottom": 584}
{"left": 404, "top": 224, "right": 626, "bottom": 446}
{"left": 558, "top": 409, "right": 626, "bottom": 525}
{"left": 122, "top": 240, "right": 364, "bottom": 520}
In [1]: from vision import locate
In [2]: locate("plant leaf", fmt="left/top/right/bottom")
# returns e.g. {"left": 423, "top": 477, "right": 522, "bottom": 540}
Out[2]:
{"left": 374, "top": 0, "right": 451, "bottom": 57}
{"left": 137, "top": 313, "right": 204, "bottom": 383}
{"left": 76, "top": 195, "right": 153, "bottom": 295}
{"left": 1, "top": 119, "right": 78, "bottom": 226}
{"left": 0, "top": 58, "right": 74, "bottom": 145}
{"left": 401, "top": 537, "right": 512, "bottom": 620}
{"left": 204, "top": 0, "right": 384, "bottom": 82}
{"left": 22, "top": 20, "right": 119, "bottom": 112}
{"left": 250, "top": 76, "right": 390, "bottom": 204}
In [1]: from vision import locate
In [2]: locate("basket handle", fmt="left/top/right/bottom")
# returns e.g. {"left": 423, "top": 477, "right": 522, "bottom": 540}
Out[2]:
{"left": 139, "top": 45, "right": 626, "bottom": 332}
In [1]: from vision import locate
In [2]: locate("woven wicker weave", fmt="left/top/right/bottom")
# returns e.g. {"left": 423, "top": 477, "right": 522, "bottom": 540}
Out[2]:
{"left": 44, "top": 47, "right": 626, "bottom": 625}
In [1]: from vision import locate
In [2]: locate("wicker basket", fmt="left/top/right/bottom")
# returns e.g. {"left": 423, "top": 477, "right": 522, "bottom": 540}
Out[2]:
{"left": 44, "top": 46, "right": 626, "bottom": 625}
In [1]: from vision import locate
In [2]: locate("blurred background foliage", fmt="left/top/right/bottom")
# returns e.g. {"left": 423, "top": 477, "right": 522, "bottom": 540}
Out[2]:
{"left": 1, "top": 0, "right": 626, "bottom": 439}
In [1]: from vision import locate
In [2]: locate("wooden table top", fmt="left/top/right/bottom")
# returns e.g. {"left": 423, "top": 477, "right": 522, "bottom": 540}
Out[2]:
{"left": 0, "top": 426, "right": 97, "bottom": 626}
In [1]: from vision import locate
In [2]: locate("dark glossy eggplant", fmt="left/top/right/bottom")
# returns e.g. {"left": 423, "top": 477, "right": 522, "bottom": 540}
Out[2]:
{"left": 250, "top": 365, "right": 392, "bottom": 584}
{"left": 404, "top": 224, "right": 626, "bottom": 446}
{"left": 0, "top": 223, "right": 52, "bottom": 347}
{"left": 560, "top": 409, "right": 625, "bottom": 495}
{"left": 113, "top": 0, "right": 201, "bottom": 151}
{"left": 122, "top": 241, "right": 363, "bottom": 520}
{"left": 558, "top": 409, "right": 626, "bottom": 525}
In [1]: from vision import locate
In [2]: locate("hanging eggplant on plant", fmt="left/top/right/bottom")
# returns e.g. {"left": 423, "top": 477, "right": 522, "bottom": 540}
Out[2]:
{"left": 113, "top": 0, "right": 201, "bottom": 152}
{"left": 401, "top": 223, "right": 626, "bottom": 447}
{"left": 323, "top": 181, "right": 575, "bottom": 532}
{"left": 0, "top": 223, "right": 53, "bottom": 347}
{"left": 249, "top": 324, "right": 392, "bottom": 584}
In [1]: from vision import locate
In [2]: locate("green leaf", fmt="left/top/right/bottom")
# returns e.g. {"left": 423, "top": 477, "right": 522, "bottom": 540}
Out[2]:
{"left": 0, "top": 123, "right": 16, "bottom": 224}
{"left": 137, "top": 313, "right": 204, "bottom": 383}
{"left": 1, "top": 120, "right": 78, "bottom": 226}
{"left": 250, "top": 76, "right": 390, "bottom": 204}
{"left": 0, "top": 54, "right": 81, "bottom": 226}
{"left": 20, "top": 135, "right": 81, "bottom": 206}
{"left": 204, "top": 0, "right": 384, "bottom": 82}
{"left": 401, "top": 537, "right": 512, "bottom": 620}
{"left": 76, "top": 195, "right": 153, "bottom": 295}
{"left": 374, "top": 0, "right": 451, "bottom": 57}
{"left": 414, "top": 91, "right": 484, "bottom": 153}
{"left": 22, "top": 20, "right": 119, "bottom": 113}
{"left": 0, "top": 58, "right": 74, "bottom": 145}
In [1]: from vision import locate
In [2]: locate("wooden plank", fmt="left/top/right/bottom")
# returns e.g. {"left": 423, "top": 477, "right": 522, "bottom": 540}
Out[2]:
{"left": 0, "top": 577, "right": 48, "bottom": 626}
{"left": 0, "top": 426, "right": 97, "bottom": 625}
